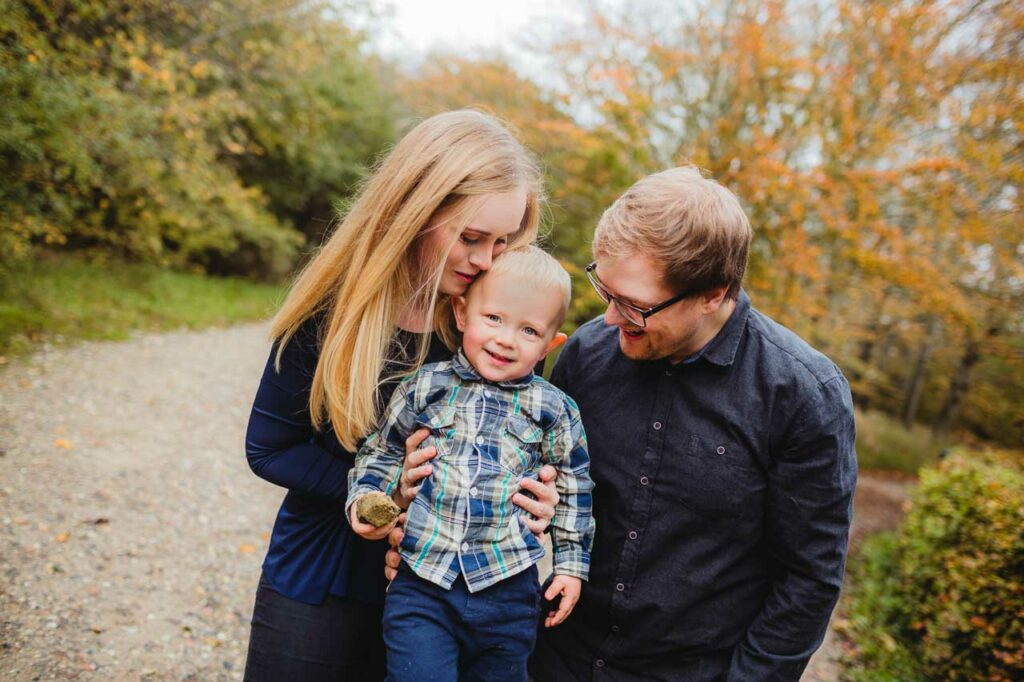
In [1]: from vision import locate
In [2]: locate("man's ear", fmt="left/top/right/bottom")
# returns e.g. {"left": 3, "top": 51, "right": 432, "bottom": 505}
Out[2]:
{"left": 452, "top": 296, "right": 468, "bottom": 332}
{"left": 541, "top": 332, "right": 568, "bottom": 358}
{"left": 700, "top": 287, "right": 730, "bottom": 313}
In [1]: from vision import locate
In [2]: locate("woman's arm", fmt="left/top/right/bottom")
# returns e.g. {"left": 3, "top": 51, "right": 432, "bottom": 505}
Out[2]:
{"left": 245, "top": 324, "right": 351, "bottom": 499}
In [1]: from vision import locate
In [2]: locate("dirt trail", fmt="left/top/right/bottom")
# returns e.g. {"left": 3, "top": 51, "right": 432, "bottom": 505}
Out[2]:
{"left": 802, "top": 473, "right": 913, "bottom": 681}
{"left": 0, "top": 323, "right": 911, "bottom": 680}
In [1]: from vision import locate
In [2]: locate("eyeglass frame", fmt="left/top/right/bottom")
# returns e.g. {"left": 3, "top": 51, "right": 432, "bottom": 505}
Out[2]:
{"left": 585, "top": 261, "right": 694, "bottom": 328}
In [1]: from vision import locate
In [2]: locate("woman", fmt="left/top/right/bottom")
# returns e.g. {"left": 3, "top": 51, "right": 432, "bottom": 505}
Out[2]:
{"left": 242, "top": 110, "right": 560, "bottom": 680}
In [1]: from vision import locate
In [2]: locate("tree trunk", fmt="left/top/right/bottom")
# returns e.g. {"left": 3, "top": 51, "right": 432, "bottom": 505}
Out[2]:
{"left": 932, "top": 335, "right": 982, "bottom": 437}
{"left": 901, "top": 317, "right": 936, "bottom": 428}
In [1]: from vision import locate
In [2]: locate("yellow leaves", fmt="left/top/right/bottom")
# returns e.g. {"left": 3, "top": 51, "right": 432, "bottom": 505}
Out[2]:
{"left": 55, "top": 532, "right": 70, "bottom": 543}
{"left": 238, "top": 543, "right": 257, "bottom": 554}
{"left": 54, "top": 438, "right": 74, "bottom": 450}
{"left": 190, "top": 60, "right": 210, "bottom": 79}
{"left": 128, "top": 56, "right": 150, "bottom": 75}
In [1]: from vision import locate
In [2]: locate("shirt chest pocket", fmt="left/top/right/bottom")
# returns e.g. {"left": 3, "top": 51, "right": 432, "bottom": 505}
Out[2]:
{"left": 499, "top": 414, "right": 543, "bottom": 475}
{"left": 670, "top": 434, "right": 766, "bottom": 520}
{"left": 414, "top": 404, "right": 458, "bottom": 459}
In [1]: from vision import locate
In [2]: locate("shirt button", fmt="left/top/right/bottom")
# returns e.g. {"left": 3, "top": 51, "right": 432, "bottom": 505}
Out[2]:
{"left": 470, "top": 487, "right": 479, "bottom": 496}
{"left": 640, "top": 476, "right": 649, "bottom": 486}
{"left": 615, "top": 582, "right": 625, "bottom": 592}
{"left": 475, "top": 435, "right": 484, "bottom": 445}
{"left": 595, "top": 659, "right": 605, "bottom": 668}
{"left": 611, "top": 624, "right": 620, "bottom": 632}
{"left": 628, "top": 530, "right": 638, "bottom": 540}
{"left": 665, "top": 369, "right": 672, "bottom": 376}
{"left": 461, "top": 542, "right": 469, "bottom": 552}
{"left": 717, "top": 445, "right": 726, "bottom": 455}
{"left": 653, "top": 421, "right": 662, "bottom": 430}
{"left": 484, "top": 389, "right": 492, "bottom": 398}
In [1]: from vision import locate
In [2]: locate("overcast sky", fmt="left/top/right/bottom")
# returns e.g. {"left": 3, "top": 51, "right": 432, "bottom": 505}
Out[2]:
{"left": 369, "top": 0, "right": 583, "bottom": 60}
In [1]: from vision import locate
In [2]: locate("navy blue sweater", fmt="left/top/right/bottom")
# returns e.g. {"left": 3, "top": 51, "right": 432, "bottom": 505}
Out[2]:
{"left": 245, "top": 316, "right": 451, "bottom": 605}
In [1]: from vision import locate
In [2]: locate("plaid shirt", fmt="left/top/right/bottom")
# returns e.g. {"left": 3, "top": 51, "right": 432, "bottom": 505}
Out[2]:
{"left": 347, "top": 350, "right": 594, "bottom": 593}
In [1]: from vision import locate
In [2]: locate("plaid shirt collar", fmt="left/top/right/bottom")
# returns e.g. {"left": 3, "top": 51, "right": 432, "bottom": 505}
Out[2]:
{"left": 452, "top": 348, "right": 535, "bottom": 389}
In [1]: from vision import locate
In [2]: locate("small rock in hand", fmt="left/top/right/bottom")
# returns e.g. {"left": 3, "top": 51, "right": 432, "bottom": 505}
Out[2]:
{"left": 356, "top": 491, "right": 400, "bottom": 528}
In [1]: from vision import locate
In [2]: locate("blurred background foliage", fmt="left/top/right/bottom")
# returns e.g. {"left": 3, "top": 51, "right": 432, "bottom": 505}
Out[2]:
{"left": 2, "top": 0, "right": 1022, "bottom": 451}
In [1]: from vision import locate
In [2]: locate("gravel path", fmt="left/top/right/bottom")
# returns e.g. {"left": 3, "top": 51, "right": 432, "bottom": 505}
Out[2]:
{"left": 1, "top": 323, "right": 279, "bottom": 680}
{"left": 0, "top": 323, "right": 911, "bottom": 681}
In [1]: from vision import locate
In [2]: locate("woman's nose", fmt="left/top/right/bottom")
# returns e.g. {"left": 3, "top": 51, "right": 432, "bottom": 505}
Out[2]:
{"left": 468, "top": 246, "right": 493, "bottom": 270}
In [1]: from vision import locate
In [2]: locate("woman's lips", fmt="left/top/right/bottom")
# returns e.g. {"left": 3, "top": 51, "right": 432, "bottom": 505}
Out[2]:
{"left": 454, "top": 271, "right": 477, "bottom": 284}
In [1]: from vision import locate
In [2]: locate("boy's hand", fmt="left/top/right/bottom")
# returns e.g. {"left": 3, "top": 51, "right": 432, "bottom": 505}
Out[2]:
{"left": 348, "top": 496, "right": 399, "bottom": 541}
{"left": 543, "top": 574, "right": 582, "bottom": 627}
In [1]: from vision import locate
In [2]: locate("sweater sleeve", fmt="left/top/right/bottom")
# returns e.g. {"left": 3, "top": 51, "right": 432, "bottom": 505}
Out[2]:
{"left": 244, "top": 318, "right": 353, "bottom": 500}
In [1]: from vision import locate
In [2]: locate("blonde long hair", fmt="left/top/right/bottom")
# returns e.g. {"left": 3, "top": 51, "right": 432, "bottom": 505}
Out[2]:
{"left": 271, "top": 110, "right": 542, "bottom": 450}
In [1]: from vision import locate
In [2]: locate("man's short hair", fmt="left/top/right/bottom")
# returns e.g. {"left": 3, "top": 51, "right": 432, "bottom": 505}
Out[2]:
{"left": 477, "top": 245, "right": 572, "bottom": 330}
{"left": 593, "top": 166, "right": 752, "bottom": 300}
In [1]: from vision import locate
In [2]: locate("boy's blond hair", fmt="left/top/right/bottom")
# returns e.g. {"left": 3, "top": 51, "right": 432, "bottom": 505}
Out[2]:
{"left": 593, "top": 166, "right": 752, "bottom": 300}
{"left": 473, "top": 245, "right": 572, "bottom": 331}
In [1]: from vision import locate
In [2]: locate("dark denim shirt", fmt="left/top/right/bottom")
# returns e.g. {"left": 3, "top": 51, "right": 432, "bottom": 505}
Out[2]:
{"left": 530, "top": 290, "right": 857, "bottom": 682}
{"left": 244, "top": 316, "right": 451, "bottom": 605}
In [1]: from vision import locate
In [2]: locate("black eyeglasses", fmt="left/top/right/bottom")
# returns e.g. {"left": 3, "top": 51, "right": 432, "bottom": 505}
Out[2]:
{"left": 585, "top": 262, "right": 691, "bottom": 328}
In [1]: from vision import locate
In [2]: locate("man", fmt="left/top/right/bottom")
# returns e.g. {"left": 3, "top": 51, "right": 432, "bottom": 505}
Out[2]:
{"left": 529, "top": 166, "right": 857, "bottom": 681}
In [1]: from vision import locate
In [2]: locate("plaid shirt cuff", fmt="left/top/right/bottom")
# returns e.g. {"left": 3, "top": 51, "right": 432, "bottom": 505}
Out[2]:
{"left": 552, "top": 548, "right": 591, "bottom": 581}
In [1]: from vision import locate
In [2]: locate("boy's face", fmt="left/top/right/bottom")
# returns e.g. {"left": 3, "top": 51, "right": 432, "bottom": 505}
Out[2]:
{"left": 453, "top": 271, "right": 565, "bottom": 383}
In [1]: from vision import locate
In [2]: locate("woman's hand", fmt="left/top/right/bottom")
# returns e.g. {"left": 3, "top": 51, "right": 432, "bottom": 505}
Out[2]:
{"left": 384, "top": 514, "right": 406, "bottom": 582}
{"left": 348, "top": 497, "right": 399, "bottom": 541}
{"left": 513, "top": 464, "right": 559, "bottom": 536}
{"left": 392, "top": 428, "right": 438, "bottom": 510}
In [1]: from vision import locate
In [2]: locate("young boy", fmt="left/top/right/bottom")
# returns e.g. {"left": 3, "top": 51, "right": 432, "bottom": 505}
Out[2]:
{"left": 346, "top": 246, "right": 594, "bottom": 682}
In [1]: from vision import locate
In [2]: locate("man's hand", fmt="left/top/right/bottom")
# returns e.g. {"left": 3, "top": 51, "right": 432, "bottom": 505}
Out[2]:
{"left": 513, "top": 464, "right": 559, "bottom": 536}
{"left": 544, "top": 574, "right": 582, "bottom": 627}
{"left": 392, "top": 428, "right": 438, "bottom": 509}
{"left": 348, "top": 496, "right": 399, "bottom": 541}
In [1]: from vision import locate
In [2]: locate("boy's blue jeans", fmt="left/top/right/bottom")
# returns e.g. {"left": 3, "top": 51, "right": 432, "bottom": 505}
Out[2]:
{"left": 383, "top": 561, "right": 541, "bottom": 682}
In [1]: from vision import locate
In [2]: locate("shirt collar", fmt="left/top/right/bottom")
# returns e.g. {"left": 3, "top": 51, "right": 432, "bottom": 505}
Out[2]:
{"left": 452, "top": 348, "right": 535, "bottom": 388}
{"left": 685, "top": 289, "right": 751, "bottom": 367}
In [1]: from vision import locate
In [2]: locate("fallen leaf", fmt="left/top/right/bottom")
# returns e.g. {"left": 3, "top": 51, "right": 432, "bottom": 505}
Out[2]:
{"left": 54, "top": 439, "right": 74, "bottom": 450}
{"left": 55, "top": 532, "right": 70, "bottom": 543}
{"left": 260, "top": 531, "right": 271, "bottom": 542}
{"left": 238, "top": 543, "right": 256, "bottom": 554}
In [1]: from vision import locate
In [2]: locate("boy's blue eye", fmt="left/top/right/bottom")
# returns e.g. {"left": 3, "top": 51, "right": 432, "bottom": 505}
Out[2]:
{"left": 523, "top": 327, "right": 538, "bottom": 336}
{"left": 486, "top": 314, "right": 500, "bottom": 323}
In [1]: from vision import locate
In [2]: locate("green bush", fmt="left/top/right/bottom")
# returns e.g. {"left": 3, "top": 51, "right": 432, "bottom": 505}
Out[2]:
{"left": 854, "top": 408, "right": 948, "bottom": 473}
{"left": 844, "top": 452, "right": 1024, "bottom": 681}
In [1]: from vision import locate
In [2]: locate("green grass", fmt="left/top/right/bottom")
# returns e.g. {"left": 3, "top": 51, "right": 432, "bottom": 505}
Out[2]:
{"left": 854, "top": 408, "right": 949, "bottom": 474}
{"left": 0, "top": 253, "right": 286, "bottom": 357}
